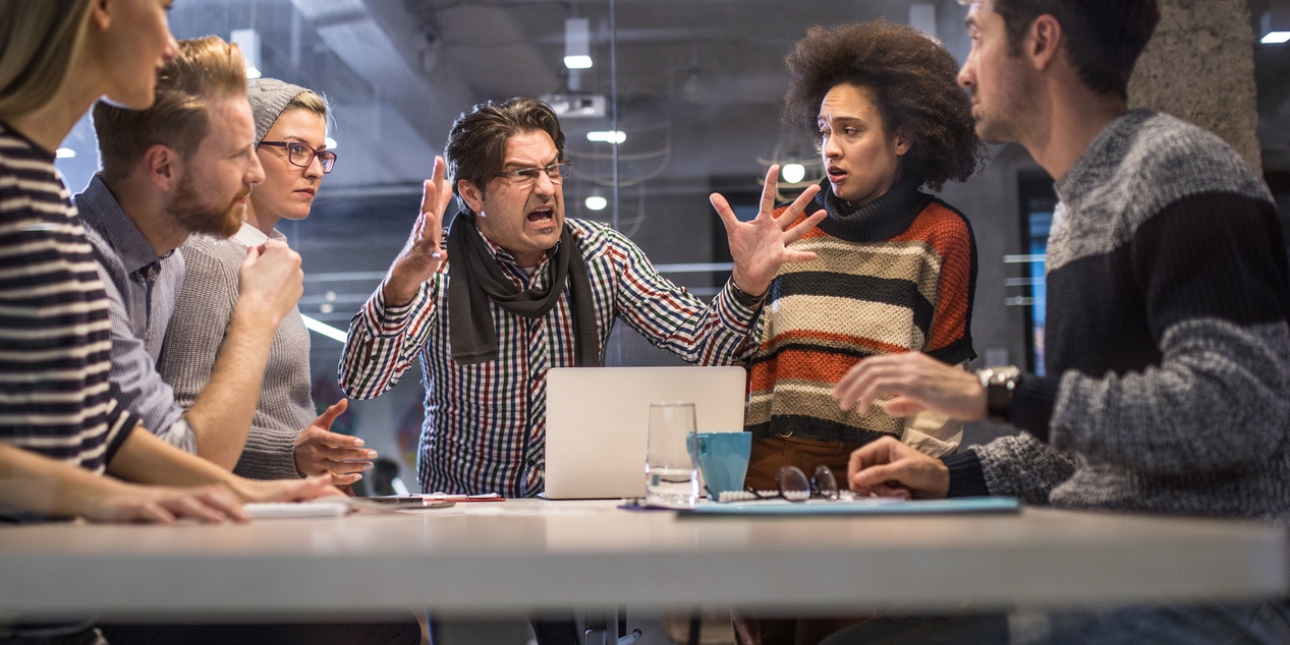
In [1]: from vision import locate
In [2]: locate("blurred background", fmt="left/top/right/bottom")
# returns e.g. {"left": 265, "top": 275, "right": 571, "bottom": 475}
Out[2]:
{"left": 52, "top": 0, "right": 1290, "bottom": 491}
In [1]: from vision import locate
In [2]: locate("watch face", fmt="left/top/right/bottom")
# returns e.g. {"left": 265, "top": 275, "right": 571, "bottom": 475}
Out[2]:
{"left": 984, "top": 367, "right": 1020, "bottom": 423}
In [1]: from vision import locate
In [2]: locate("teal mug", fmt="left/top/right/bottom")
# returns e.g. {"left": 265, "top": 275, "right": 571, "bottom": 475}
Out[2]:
{"left": 687, "top": 432, "right": 752, "bottom": 499}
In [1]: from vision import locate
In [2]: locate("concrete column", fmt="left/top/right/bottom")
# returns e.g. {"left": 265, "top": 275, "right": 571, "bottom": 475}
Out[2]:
{"left": 1128, "top": 0, "right": 1262, "bottom": 173}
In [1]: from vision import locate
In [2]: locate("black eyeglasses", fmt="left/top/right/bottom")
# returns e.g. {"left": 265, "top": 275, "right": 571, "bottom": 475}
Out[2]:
{"left": 732, "top": 465, "right": 842, "bottom": 503}
{"left": 259, "top": 140, "right": 337, "bottom": 173}
{"left": 495, "top": 161, "right": 572, "bottom": 186}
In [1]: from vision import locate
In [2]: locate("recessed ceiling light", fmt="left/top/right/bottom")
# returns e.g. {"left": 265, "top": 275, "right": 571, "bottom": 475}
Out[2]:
{"left": 587, "top": 130, "right": 626, "bottom": 144}
{"left": 565, "top": 18, "right": 592, "bottom": 69}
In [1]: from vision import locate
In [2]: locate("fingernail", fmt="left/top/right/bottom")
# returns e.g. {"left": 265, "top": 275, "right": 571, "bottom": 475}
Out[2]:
{"left": 365, "top": 450, "right": 378, "bottom": 458}
{"left": 362, "top": 462, "right": 374, "bottom": 470}
{"left": 354, "top": 474, "right": 363, "bottom": 481}
{"left": 353, "top": 438, "right": 364, "bottom": 447}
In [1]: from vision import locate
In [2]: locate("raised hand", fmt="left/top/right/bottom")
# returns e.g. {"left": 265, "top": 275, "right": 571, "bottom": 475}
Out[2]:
{"left": 383, "top": 156, "right": 454, "bottom": 307}
{"left": 238, "top": 239, "right": 304, "bottom": 325}
{"left": 710, "top": 164, "right": 828, "bottom": 298}
{"left": 294, "top": 399, "right": 376, "bottom": 487}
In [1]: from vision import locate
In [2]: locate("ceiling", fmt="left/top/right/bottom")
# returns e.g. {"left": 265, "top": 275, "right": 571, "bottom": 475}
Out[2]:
{"left": 47, "top": 0, "right": 1290, "bottom": 338}
{"left": 51, "top": 0, "right": 1290, "bottom": 193}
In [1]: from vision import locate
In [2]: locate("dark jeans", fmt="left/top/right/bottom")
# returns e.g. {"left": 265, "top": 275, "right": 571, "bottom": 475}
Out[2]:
{"left": 817, "top": 614, "right": 1009, "bottom": 645}
{"left": 0, "top": 626, "right": 104, "bottom": 645}
{"left": 99, "top": 618, "right": 421, "bottom": 645}
{"left": 532, "top": 619, "right": 579, "bottom": 645}
{"left": 818, "top": 602, "right": 1290, "bottom": 645}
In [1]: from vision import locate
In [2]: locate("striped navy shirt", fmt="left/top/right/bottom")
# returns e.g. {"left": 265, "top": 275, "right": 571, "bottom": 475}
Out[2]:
{"left": 339, "top": 218, "right": 759, "bottom": 497}
{"left": 0, "top": 122, "right": 138, "bottom": 473}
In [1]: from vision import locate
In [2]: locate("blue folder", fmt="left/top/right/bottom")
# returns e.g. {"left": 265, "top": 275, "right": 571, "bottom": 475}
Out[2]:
{"left": 675, "top": 496, "right": 1021, "bottom": 517}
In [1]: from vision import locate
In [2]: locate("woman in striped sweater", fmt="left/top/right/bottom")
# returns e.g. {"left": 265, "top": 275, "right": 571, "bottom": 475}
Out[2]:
{"left": 733, "top": 20, "right": 984, "bottom": 645}
{"left": 742, "top": 21, "right": 983, "bottom": 493}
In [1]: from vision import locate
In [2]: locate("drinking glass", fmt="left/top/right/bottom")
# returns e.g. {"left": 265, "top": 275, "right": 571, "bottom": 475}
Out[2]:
{"left": 645, "top": 402, "right": 699, "bottom": 507}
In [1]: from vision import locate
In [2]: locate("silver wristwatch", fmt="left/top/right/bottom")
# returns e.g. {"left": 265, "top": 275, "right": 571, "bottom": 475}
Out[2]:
{"left": 975, "top": 365, "right": 1022, "bottom": 424}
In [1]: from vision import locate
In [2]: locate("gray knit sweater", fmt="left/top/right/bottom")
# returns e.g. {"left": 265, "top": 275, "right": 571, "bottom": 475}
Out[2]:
{"left": 943, "top": 110, "right": 1290, "bottom": 523}
{"left": 156, "top": 224, "right": 314, "bottom": 480}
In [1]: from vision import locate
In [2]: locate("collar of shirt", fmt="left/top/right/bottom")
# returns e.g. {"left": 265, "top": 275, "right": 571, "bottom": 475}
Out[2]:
{"left": 477, "top": 227, "right": 561, "bottom": 285}
{"left": 74, "top": 174, "right": 168, "bottom": 279}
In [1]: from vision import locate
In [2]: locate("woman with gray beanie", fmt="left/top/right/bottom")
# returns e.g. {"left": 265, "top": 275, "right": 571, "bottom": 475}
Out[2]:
{"left": 157, "top": 78, "right": 374, "bottom": 487}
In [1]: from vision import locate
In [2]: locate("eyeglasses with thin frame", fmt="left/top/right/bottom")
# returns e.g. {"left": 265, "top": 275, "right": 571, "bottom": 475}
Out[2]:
{"left": 742, "top": 465, "right": 843, "bottom": 503}
{"left": 495, "top": 160, "right": 572, "bottom": 186}
{"left": 259, "top": 140, "right": 337, "bottom": 174}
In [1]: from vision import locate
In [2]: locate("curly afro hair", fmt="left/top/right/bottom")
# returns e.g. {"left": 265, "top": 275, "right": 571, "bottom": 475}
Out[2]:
{"left": 784, "top": 21, "right": 982, "bottom": 191}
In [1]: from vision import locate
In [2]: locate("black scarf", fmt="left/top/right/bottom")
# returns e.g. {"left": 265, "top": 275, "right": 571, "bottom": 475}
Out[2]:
{"left": 814, "top": 170, "right": 933, "bottom": 243}
{"left": 445, "top": 212, "right": 600, "bottom": 366}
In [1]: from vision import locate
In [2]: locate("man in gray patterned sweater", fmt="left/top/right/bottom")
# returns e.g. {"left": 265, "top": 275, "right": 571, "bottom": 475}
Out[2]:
{"left": 827, "top": 0, "right": 1290, "bottom": 643}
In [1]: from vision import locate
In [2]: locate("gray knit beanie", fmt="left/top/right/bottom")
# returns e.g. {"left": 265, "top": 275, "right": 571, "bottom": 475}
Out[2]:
{"left": 247, "top": 77, "right": 310, "bottom": 146}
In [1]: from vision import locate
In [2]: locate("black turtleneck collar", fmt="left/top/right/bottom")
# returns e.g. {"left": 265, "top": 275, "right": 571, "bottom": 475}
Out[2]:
{"left": 814, "top": 171, "right": 934, "bottom": 243}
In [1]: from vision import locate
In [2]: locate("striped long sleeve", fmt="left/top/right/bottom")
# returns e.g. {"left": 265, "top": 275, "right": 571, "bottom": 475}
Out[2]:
{"left": 0, "top": 123, "right": 138, "bottom": 473}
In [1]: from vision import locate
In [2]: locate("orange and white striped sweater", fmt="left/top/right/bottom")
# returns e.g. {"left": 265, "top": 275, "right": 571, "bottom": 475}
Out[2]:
{"left": 744, "top": 175, "right": 977, "bottom": 454}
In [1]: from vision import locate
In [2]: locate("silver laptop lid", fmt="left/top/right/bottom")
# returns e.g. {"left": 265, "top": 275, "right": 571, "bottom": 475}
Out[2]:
{"left": 544, "top": 366, "right": 747, "bottom": 499}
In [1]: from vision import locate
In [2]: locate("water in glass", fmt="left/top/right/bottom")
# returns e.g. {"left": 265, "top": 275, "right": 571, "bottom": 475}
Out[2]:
{"left": 645, "top": 402, "right": 699, "bottom": 507}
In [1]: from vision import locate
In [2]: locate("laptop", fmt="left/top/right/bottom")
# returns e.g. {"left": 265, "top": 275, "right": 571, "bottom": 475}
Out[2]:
{"left": 544, "top": 366, "right": 747, "bottom": 499}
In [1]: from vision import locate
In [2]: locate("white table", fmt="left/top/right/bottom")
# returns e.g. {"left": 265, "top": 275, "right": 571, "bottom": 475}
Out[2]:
{"left": 0, "top": 500, "right": 1285, "bottom": 620}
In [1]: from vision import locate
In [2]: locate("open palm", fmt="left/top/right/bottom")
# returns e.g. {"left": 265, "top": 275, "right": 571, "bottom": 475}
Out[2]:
{"left": 711, "top": 164, "right": 827, "bottom": 297}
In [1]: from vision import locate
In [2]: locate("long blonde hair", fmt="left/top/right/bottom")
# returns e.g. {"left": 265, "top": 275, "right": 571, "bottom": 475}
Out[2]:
{"left": 0, "top": 0, "right": 95, "bottom": 120}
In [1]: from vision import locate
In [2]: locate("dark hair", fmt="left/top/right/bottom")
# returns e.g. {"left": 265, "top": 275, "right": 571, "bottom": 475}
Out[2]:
{"left": 784, "top": 21, "right": 981, "bottom": 191}
{"left": 981, "top": 0, "right": 1160, "bottom": 100}
{"left": 93, "top": 36, "right": 247, "bottom": 183}
{"left": 445, "top": 97, "right": 565, "bottom": 212}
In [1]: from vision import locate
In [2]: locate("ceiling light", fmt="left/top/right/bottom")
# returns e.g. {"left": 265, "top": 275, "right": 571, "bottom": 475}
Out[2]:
{"left": 585, "top": 195, "right": 608, "bottom": 211}
{"left": 564, "top": 18, "right": 592, "bottom": 69}
{"left": 231, "top": 28, "right": 263, "bottom": 80}
{"left": 325, "top": 137, "right": 338, "bottom": 150}
{"left": 781, "top": 163, "right": 806, "bottom": 184}
{"left": 301, "top": 314, "right": 348, "bottom": 343}
{"left": 587, "top": 130, "right": 626, "bottom": 144}
{"left": 1262, "top": 31, "right": 1290, "bottom": 44}
{"left": 55, "top": 148, "right": 76, "bottom": 159}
